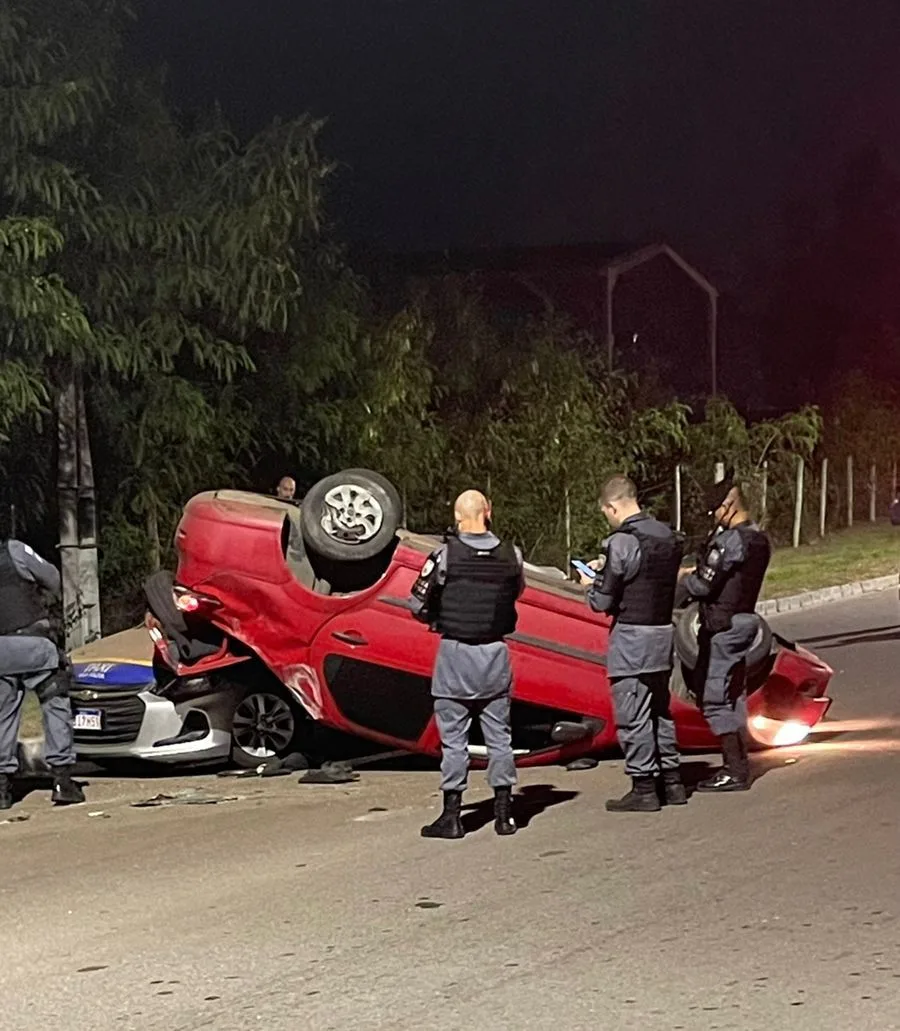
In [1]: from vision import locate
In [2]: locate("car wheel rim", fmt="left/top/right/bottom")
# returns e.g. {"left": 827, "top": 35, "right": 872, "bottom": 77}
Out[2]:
{"left": 320, "top": 483, "right": 384, "bottom": 544}
{"left": 232, "top": 692, "right": 295, "bottom": 759}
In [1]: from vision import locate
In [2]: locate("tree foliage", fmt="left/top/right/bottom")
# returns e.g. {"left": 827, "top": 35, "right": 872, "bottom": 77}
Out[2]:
{"left": 0, "top": 0, "right": 122, "bottom": 435}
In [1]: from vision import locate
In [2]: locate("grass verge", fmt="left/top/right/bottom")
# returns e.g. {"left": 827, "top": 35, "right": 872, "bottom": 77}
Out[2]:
{"left": 21, "top": 692, "right": 42, "bottom": 739}
{"left": 762, "top": 522, "right": 900, "bottom": 600}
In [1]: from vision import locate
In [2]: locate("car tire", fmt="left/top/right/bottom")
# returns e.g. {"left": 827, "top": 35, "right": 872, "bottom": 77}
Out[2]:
{"left": 300, "top": 468, "right": 402, "bottom": 563}
{"left": 674, "top": 602, "right": 774, "bottom": 670}
{"left": 229, "top": 683, "right": 309, "bottom": 769}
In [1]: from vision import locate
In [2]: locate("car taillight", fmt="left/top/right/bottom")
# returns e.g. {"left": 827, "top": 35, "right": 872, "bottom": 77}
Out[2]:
{"left": 173, "top": 587, "right": 221, "bottom": 616}
{"left": 749, "top": 714, "right": 811, "bottom": 748}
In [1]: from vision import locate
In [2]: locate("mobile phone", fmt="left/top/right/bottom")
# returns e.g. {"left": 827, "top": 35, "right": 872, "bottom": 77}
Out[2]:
{"left": 571, "top": 559, "right": 596, "bottom": 580}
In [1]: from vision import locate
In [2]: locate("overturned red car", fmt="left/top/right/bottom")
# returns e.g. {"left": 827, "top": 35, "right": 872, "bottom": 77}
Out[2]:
{"left": 143, "top": 469, "right": 833, "bottom": 769}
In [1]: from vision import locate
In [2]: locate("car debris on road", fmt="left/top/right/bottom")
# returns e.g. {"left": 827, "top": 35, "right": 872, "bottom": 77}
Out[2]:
{"left": 131, "top": 789, "right": 244, "bottom": 808}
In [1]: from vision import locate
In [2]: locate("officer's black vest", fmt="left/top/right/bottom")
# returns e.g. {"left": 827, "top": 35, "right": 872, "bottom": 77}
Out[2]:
{"left": 614, "top": 519, "right": 684, "bottom": 626}
{"left": 436, "top": 535, "right": 520, "bottom": 644}
{"left": 701, "top": 523, "right": 771, "bottom": 633}
{"left": 0, "top": 543, "right": 46, "bottom": 635}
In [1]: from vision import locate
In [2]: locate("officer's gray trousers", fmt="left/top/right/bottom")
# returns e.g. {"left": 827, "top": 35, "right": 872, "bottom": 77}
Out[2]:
{"left": 433, "top": 694, "right": 517, "bottom": 794}
{"left": 610, "top": 671, "right": 680, "bottom": 777}
{"left": 700, "top": 613, "right": 760, "bottom": 736}
{"left": 0, "top": 635, "right": 76, "bottom": 775}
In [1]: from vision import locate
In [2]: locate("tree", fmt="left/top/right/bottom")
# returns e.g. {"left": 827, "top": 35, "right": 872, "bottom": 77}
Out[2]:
{"left": 74, "top": 81, "right": 352, "bottom": 570}
{"left": 384, "top": 288, "right": 690, "bottom": 565}
{"left": 685, "top": 397, "right": 821, "bottom": 542}
{"left": 0, "top": 0, "right": 136, "bottom": 644}
{"left": 0, "top": 2, "right": 367, "bottom": 632}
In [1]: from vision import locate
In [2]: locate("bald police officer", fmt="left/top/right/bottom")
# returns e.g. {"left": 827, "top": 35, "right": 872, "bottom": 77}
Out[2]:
{"left": 683, "top": 472, "right": 771, "bottom": 792}
{"left": 0, "top": 533, "right": 84, "bottom": 809}
{"left": 409, "top": 490, "right": 524, "bottom": 839}
{"left": 582, "top": 475, "right": 686, "bottom": 812}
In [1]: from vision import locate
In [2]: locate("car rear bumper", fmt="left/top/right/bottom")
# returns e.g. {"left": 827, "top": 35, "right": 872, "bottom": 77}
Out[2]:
{"left": 74, "top": 690, "right": 232, "bottom": 765}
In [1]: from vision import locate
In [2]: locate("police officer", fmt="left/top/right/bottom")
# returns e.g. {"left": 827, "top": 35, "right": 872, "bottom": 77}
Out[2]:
{"left": 581, "top": 474, "right": 686, "bottom": 812}
{"left": 409, "top": 489, "right": 524, "bottom": 839}
{"left": 0, "top": 533, "right": 84, "bottom": 809}
{"left": 682, "top": 471, "right": 771, "bottom": 792}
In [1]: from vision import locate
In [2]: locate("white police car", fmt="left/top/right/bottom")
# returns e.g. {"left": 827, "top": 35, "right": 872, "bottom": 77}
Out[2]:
{"left": 69, "top": 627, "right": 268, "bottom": 767}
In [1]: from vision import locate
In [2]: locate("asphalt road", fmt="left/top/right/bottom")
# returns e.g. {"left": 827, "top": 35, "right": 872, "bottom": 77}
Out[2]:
{"left": 2, "top": 591, "right": 900, "bottom": 1031}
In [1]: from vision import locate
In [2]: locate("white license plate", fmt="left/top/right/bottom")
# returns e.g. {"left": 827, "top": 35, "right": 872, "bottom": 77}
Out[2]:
{"left": 73, "top": 709, "right": 103, "bottom": 732}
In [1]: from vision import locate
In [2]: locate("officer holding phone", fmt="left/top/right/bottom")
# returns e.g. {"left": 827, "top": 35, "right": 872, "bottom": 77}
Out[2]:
{"left": 578, "top": 474, "right": 685, "bottom": 812}
{"left": 681, "top": 470, "right": 771, "bottom": 792}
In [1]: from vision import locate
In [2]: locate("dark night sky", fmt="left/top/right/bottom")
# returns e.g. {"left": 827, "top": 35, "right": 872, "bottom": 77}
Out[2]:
{"left": 135, "top": 0, "right": 900, "bottom": 286}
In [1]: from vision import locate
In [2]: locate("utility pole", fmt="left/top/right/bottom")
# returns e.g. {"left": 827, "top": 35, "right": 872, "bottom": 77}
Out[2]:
{"left": 57, "top": 365, "right": 101, "bottom": 652}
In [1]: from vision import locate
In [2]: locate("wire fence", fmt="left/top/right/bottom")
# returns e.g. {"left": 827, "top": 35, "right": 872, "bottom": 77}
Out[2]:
{"left": 670, "top": 455, "right": 898, "bottom": 549}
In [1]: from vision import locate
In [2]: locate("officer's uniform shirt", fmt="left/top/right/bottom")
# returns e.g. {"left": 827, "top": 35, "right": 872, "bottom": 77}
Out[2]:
{"left": 587, "top": 513, "right": 675, "bottom": 678}
{"left": 0, "top": 540, "right": 62, "bottom": 681}
{"left": 682, "top": 522, "right": 760, "bottom": 603}
{"left": 4, "top": 540, "right": 61, "bottom": 599}
{"left": 409, "top": 531, "right": 525, "bottom": 700}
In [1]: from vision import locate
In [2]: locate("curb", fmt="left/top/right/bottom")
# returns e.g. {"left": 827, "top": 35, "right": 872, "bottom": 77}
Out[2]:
{"left": 756, "top": 572, "right": 899, "bottom": 617}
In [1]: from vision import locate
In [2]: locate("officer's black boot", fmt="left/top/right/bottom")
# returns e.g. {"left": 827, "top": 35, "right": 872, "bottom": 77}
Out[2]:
{"left": 661, "top": 768, "right": 688, "bottom": 805}
{"left": 493, "top": 786, "right": 517, "bottom": 836}
{"left": 421, "top": 790, "right": 465, "bottom": 839}
{"left": 50, "top": 766, "right": 85, "bottom": 806}
{"left": 606, "top": 776, "right": 662, "bottom": 813}
{"left": 0, "top": 773, "right": 13, "bottom": 811}
{"left": 695, "top": 733, "right": 751, "bottom": 792}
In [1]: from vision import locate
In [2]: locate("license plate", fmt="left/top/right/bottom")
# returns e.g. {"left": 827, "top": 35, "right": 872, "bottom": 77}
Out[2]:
{"left": 73, "top": 709, "right": 103, "bottom": 732}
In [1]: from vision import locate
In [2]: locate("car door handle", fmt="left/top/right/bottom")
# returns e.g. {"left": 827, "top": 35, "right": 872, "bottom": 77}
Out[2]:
{"left": 332, "top": 630, "right": 368, "bottom": 647}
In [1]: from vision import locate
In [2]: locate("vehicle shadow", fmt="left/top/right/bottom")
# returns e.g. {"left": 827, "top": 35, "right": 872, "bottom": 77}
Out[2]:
{"left": 461, "top": 784, "right": 579, "bottom": 833}
{"left": 799, "top": 624, "right": 900, "bottom": 650}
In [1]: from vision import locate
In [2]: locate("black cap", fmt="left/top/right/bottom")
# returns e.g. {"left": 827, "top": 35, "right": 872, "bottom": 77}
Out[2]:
{"left": 703, "top": 465, "right": 735, "bottom": 515}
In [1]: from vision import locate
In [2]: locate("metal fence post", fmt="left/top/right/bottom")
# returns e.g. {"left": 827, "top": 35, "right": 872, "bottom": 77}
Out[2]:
{"left": 792, "top": 455, "right": 804, "bottom": 548}
{"left": 819, "top": 457, "right": 828, "bottom": 537}
{"left": 847, "top": 455, "right": 854, "bottom": 528}
{"left": 869, "top": 462, "right": 877, "bottom": 522}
